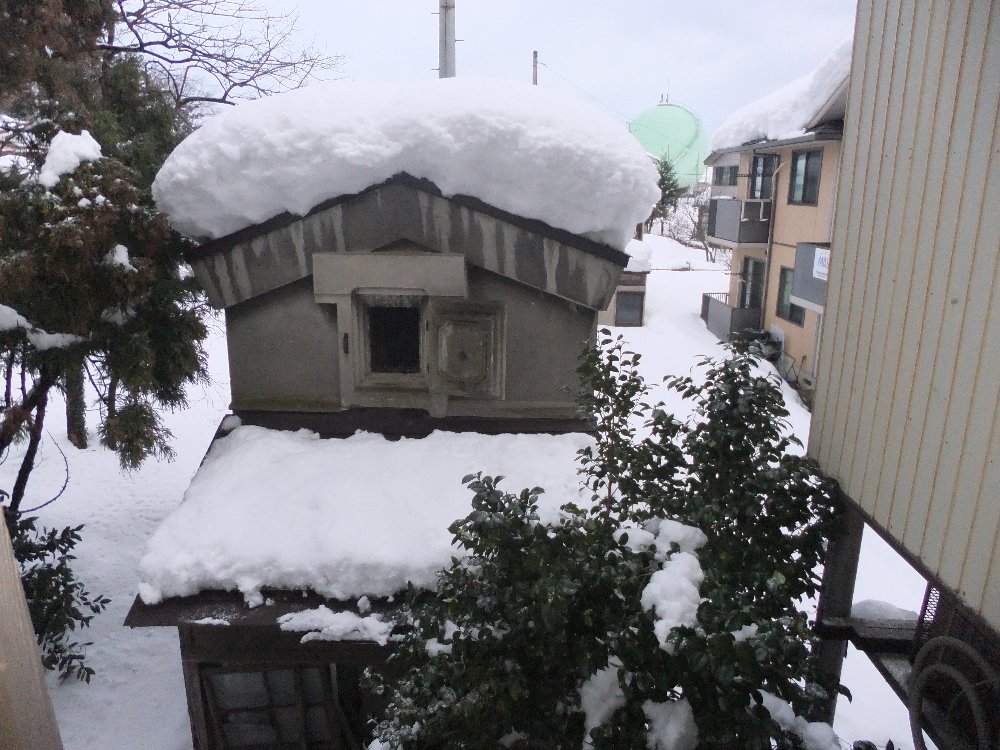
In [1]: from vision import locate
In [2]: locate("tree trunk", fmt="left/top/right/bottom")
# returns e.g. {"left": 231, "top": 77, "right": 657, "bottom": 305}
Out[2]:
{"left": 8, "top": 388, "right": 48, "bottom": 516}
{"left": 3, "top": 351, "right": 13, "bottom": 408}
{"left": 102, "top": 376, "right": 119, "bottom": 450}
{"left": 0, "top": 371, "right": 57, "bottom": 456}
{"left": 64, "top": 363, "right": 88, "bottom": 449}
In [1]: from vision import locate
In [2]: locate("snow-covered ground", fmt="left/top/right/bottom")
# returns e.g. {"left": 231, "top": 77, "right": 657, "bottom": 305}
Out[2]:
{"left": 3, "top": 235, "right": 926, "bottom": 749}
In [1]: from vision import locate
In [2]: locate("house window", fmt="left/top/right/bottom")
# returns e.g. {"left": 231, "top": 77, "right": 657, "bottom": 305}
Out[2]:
{"left": 776, "top": 267, "right": 806, "bottom": 325}
{"left": 614, "top": 291, "right": 645, "bottom": 327}
{"left": 200, "top": 663, "right": 367, "bottom": 748}
{"left": 739, "top": 257, "right": 764, "bottom": 310}
{"left": 712, "top": 165, "right": 738, "bottom": 186}
{"left": 749, "top": 155, "right": 777, "bottom": 200}
{"left": 788, "top": 149, "right": 823, "bottom": 205}
{"left": 367, "top": 304, "right": 421, "bottom": 373}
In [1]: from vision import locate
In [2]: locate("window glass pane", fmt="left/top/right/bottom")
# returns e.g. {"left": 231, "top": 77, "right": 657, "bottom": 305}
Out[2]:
{"left": 750, "top": 155, "right": 775, "bottom": 199}
{"left": 369, "top": 306, "right": 420, "bottom": 373}
{"left": 264, "top": 669, "right": 297, "bottom": 707}
{"left": 789, "top": 150, "right": 822, "bottom": 204}
{"left": 615, "top": 292, "right": 644, "bottom": 327}
{"left": 790, "top": 153, "right": 807, "bottom": 203}
{"left": 804, "top": 150, "right": 823, "bottom": 204}
{"left": 212, "top": 672, "right": 268, "bottom": 710}
{"left": 222, "top": 711, "right": 278, "bottom": 746}
{"left": 301, "top": 666, "right": 324, "bottom": 704}
{"left": 776, "top": 268, "right": 806, "bottom": 325}
{"left": 777, "top": 268, "right": 793, "bottom": 319}
{"left": 306, "top": 706, "right": 333, "bottom": 741}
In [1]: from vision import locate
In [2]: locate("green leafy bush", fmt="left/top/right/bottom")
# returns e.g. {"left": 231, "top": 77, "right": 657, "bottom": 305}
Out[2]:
{"left": 6, "top": 511, "right": 110, "bottom": 682}
{"left": 369, "top": 335, "right": 842, "bottom": 749}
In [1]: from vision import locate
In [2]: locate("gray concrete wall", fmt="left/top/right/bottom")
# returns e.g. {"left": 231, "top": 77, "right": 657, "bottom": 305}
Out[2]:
{"left": 226, "top": 278, "right": 342, "bottom": 412}
{"left": 469, "top": 267, "right": 594, "bottom": 412}
{"left": 225, "top": 267, "right": 593, "bottom": 418}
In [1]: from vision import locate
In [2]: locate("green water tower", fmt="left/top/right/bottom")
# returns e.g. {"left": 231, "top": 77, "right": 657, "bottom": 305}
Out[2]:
{"left": 629, "top": 98, "right": 708, "bottom": 190}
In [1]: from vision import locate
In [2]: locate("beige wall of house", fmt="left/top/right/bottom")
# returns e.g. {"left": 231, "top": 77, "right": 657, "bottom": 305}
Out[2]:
{"left": 810, "top": 0, "right": 1000, "bottom": 631}
{"left": 770, "top": 141, "right": 840, "bottom": 248}
{"left": 761, "top": 243, "right": 822, "bottom": 379}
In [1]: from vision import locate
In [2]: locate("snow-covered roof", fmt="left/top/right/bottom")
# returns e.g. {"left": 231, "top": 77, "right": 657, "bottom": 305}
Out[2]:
{"left": 138, "top": 426, "right": 591, "bottom": 606}
{"left": 624, "top": 238, "right": 652, "bottom": 273}
{"left": 152, "top": 78, "right": 659, "bottom": 251}
{"left": 710, "top": 40, "right": 852, "bottom": 152}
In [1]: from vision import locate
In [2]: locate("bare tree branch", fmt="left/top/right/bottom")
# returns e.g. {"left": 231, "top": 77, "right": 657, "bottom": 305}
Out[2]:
{"left": 97, "top": 0, "right": 343, "bottom": 113}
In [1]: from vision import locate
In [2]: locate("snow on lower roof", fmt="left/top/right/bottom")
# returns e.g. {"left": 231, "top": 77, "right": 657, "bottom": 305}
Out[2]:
{"left": 138, "top": 426, "right": 592, "bottom": 606}
{"left": 152, "top": 78, "right": 659, "bottom": 250}
{"left": 710, "top": 40, "right": 851, "bottom": 152}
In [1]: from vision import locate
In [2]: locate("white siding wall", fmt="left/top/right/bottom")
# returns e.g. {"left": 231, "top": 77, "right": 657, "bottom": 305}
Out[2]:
{"left": 810, "top": 0, "right": 1000, "bottom": 630}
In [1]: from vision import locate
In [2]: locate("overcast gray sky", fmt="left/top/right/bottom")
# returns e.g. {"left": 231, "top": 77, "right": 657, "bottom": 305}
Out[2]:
{"left": 273, "top": 1, "right": 857, "bottom": 138}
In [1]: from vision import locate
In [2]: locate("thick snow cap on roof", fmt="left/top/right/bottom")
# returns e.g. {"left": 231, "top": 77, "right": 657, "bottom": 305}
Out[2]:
{"left": 710, "top": 40, "right": 852, "bottom": 151}
{"left": 152, "top": 78, "right": 659, "bottom": 250}
{"left": 138, "top": 426, "right": 591, "bottom": 606}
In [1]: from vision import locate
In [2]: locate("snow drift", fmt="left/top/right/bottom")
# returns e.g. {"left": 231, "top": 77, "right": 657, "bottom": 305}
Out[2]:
{"left": 152, "top": 78, "right": 659, "bottom": 250}
{"left": 710, "top": 40, "right": 851, "bottom": 151}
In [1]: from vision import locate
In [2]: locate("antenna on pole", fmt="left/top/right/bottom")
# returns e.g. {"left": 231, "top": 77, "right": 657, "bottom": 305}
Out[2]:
{"left": 532, "top": 50, "right": 538, "bottom": 85}
{"left": 438, "top": 0, "right": 456, "bottom": 78}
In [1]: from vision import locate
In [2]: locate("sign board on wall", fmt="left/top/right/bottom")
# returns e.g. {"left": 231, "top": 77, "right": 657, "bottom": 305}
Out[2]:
{"left": 813, "top": 248, "right": 831, "bottom": 281}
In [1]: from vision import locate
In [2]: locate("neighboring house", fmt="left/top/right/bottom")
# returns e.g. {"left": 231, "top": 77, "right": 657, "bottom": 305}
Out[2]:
{"left": 810, "top": 2, "right": 1000, "bottom": 748}
{"left": 598, "top": 232, "right": 650, "bottom": 328}
{"left": 700, "top": 42, "right": 850, "bottom": 389}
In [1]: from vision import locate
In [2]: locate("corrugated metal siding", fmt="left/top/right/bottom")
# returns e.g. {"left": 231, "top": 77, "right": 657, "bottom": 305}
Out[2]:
{"left": 810, "top": 0, "right": 1000, "bottom": 630}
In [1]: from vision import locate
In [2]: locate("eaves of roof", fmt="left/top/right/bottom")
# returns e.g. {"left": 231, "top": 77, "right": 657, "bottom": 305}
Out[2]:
{"left": 704, "top": 123, "right": 844, "bottom": 164}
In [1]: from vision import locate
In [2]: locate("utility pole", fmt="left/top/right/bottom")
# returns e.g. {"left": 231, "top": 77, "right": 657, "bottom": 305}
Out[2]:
{"left": 532, "top": 50, "right": 538, "bottom": 85}
{"left": 438, "top": 0, "right": 456, "bottom": 78}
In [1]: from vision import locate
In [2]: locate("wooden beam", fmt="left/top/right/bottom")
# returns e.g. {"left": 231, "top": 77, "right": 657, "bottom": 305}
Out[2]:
{"left": 0, "top": 513, "right": 63, "bottom": 750}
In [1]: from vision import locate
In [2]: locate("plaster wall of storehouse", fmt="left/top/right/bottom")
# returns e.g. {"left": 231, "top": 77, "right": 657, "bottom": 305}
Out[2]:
{"left": 225, "top": 266, "right": 595, "bottom": 418}
{"left": 192, "top": 179, "right": 622, "bottom": 423}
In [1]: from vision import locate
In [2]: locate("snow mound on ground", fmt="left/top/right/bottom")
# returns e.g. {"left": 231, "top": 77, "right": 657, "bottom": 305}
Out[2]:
{"left": 152, "top": 78, "right": 659, "bottom": 249}
{"left": 711, "top": 40, "right": 851, "bottom": 151}
{"left": 137, "top": 426, "right": 591, "bottom": 605}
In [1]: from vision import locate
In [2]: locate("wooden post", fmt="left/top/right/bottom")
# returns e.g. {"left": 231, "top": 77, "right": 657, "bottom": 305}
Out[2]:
{"left": 0, "top": 510, "right": 64, "bottom": 749}
{"left": 814, "top": 500, "right": 865, "bottom": 722}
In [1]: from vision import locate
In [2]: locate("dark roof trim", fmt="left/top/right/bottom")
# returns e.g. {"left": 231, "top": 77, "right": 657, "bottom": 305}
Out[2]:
{"left": 704, "top": 123, "right": 844, "bottom": 163}
{"left": 182, "top": 172, "right": 630, "bottom": 268}
{"left": 233, "top": 408, "right": 595, "bottom": 439}
{"left": 125, "top": 589, "right": 398, "bottom": 628}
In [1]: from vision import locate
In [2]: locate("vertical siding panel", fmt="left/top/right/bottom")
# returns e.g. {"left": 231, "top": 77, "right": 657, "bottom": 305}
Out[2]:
{"left": 837, "top": 0, "right": 902, "bottom": 505}
{"left": 922, "top": 3, "right": 996, "bottom": 584}
{"left": 818, "top": 0, "right": 887, "bottom": 479}
{"left": 858, "top": 0, "right": 930, "bottom": 526}
{"left": 886, "top": 1, "right": 964, "bottom": 546}
{"left": 900, "top": 1, "right": 979, "bottom": 567}
{"left": 813, "top": 0, "right": 1000, "bottom": 633}
{"left": 974, "top": 411, "right": 1000, "bottom": 625}
{"left": 810, "top": 3, "right": 872, "bottom": 464}
{"left": 849, "top": 0, "right": 916, "bottom": 524}
{"left": 944, "top": 6, "right": 1000, "bottom": 605}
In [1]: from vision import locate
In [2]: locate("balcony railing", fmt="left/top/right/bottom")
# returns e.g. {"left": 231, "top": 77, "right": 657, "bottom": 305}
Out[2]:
{"left": 706, "top": 198, "right": 771, "bottom": 245}
{"left": 700, "top": 292, "right": 761, "bottom": 341}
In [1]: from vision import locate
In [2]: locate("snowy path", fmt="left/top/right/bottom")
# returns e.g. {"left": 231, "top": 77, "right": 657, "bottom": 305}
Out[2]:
{"left": 3, "top": 236, "right": 924, "bottom": 749}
